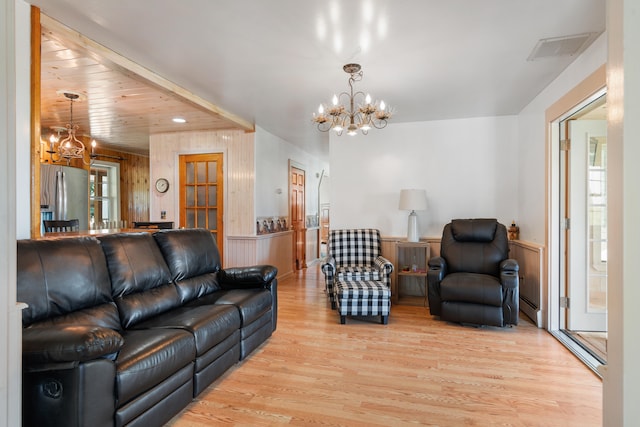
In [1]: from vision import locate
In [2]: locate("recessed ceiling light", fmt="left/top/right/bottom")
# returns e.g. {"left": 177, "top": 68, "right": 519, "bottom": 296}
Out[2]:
{"left": 172, "top": 117, "right": 187, "bottom": 123}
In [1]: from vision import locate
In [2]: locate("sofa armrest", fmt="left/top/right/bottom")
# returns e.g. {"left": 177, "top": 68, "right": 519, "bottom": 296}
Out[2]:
{"left": 22, "top": 325, "right": 123, "bottom": 364}
{"left": 500, "top": 259, "right": 520, "bottom": 290}
{"left": 218, "top": 265, "right": 278, "bottom": 289}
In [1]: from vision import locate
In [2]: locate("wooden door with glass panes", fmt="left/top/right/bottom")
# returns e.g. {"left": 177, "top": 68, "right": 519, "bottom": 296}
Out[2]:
{"left": 179, "top": 153, "right": 224, "bottom": 255}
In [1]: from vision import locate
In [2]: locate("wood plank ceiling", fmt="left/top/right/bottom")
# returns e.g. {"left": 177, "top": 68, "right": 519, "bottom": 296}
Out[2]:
{"left": 39, "top": 14, "right": 253, "bottom": 156}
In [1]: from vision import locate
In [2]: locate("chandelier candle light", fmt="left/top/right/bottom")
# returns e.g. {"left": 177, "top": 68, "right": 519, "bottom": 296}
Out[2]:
{"left": 313, "top": 63, "right": 392, "bottom": 136}
{"left": 399, "top": 189, "right": 428, "bottom": 242}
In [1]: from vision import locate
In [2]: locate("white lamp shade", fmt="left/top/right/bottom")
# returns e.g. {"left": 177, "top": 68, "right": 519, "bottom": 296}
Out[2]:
{"left": 399, "top": 189, "right": 428, "bottom": 211}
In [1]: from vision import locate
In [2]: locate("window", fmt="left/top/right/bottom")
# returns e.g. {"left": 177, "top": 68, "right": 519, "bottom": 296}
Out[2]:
{"left": 90, "top": 161, "right": 120, "bottom": 228}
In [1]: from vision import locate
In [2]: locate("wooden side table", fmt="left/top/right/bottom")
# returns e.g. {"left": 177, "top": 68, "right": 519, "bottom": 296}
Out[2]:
{"left": 394, "top": 241, "right": 430, "bottom": 306}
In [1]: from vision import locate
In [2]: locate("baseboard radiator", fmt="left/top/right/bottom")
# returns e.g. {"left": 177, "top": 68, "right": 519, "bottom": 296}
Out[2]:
{"left": 509, "top": 240, "right": 544, "bottom": 328}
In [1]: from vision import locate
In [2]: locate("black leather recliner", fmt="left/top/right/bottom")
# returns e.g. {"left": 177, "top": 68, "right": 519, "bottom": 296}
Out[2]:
{"left": 427, "top": 218, "right": 519, "bottom": 327}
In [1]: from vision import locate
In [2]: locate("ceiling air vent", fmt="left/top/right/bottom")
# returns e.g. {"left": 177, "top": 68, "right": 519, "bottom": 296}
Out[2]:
{"left": 527, "top": 32, "right": 598, "bottom": 61}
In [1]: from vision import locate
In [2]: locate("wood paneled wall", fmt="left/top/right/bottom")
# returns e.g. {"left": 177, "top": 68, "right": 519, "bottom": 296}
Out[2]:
{"left": 150, "top": 130, "right": 256, "bottom": 236}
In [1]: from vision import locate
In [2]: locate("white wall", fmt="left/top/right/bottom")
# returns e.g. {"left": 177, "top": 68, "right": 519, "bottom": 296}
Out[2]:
{"left": 255, "top": 126, "right": 329, "bottom": 222}
{"left": 516, "top": 32, "right": 607, "bottom": 244}
{"left": 2, "top": 2, "right": 28, "bottom": 425}
{"left": 604, "top": 0, "right": 640, "bottom": 424}
{"left": 329, "top": 116, "right": 519, "bottom": 238}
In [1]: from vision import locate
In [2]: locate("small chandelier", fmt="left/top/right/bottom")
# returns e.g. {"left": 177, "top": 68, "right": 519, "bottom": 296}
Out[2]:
{"left": 312, "top": 63, "right": 392, "bottom": 136}
{"left": 46, "top": 91, "right": 96, "bottom": 165}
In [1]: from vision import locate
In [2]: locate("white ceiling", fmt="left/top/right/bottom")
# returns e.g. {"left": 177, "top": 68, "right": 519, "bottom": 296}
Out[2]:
{"left": 28, "top": 0, "right": 606, "bottom": 161}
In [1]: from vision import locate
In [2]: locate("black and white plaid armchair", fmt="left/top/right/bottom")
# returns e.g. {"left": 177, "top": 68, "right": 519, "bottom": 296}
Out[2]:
{"left": 321, "top": 229, "right": 394, "bottom": 308}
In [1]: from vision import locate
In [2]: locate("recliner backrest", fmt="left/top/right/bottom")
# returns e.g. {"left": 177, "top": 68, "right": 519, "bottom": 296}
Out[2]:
{"left": 17, "top": 237, "right": 121, "bottom": 330}
{"left": 153, "top": 228, "right": 222, "bottom": 304}
{"left": 99, "top": 232, "right": 179, "bottom": 328}
{"left": 328, "top": 228, "right": 381, "bottom": 267}
{"left": 440, "top": 218, "right": 508, "bottom": 276}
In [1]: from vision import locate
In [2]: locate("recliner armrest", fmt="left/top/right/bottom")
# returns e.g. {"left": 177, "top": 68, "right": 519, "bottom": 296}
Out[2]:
{"left": 427, "top": 257, "right": 447, "bottom": 316}
{"left": 500, "top": 259, "right": 519, "bottom": 272}
{"left": 500, "top": 259, "right": 519, "bottom": 290}
{"left": 219, "top": 265, "right": 278, "bottom": 289}
{"left": 22, "top": 325, "right": 123, "bottom": 364}
{"left": 428, "top": 256, "right": 447, "bottom": 281}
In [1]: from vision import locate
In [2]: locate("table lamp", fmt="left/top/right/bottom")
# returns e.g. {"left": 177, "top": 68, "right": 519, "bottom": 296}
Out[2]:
{"left": 399, "top": 189, "right": 428, "bottom": 242}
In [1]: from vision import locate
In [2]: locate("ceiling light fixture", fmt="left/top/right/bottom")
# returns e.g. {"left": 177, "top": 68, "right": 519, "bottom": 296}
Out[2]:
{"left": 312, "top": 63, "right": 392, "bottom": 136}
{"left": 46, "top": 91, "right": 97, "bottom": 165}
{"left": 172, "top": 117, "right": 187, "bottom": 123}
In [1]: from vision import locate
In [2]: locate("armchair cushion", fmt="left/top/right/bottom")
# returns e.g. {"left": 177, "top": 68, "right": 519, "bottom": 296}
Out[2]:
{"left": 336, "top": 266, "right": 381, "bottom": 282}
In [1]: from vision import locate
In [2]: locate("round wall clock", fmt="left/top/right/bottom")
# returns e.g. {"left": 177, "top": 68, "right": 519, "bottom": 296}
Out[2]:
{"left": 155, "top": 178, "right": 170, "bottom": 193}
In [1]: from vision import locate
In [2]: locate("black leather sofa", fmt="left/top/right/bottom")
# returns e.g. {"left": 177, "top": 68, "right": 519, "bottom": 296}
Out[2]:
{"left": 17, "top": 228, "right": 277, "bottom": 427}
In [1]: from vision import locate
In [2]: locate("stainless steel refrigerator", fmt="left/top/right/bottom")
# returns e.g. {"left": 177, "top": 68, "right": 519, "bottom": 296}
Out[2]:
{"left": 40, "top": 164, "right": 89, "bottom": 231}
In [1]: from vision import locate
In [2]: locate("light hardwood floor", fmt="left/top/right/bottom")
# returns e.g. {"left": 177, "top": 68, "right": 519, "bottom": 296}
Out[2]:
{"left": 168, "top": 264, "right": 602, "bottom": 426}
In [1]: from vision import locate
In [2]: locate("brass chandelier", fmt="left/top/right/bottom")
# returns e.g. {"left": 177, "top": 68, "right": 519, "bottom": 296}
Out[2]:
{"left": 313, "top": 63, "right": 392, "bottom": 136}
{"left": 46, "top": 91, "right": 97, "bottom": 165}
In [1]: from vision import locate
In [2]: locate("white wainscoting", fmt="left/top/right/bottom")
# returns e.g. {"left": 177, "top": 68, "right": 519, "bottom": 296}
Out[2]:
{"left": 306, "top": 227, "right": 319, "bottom": 263}
{"left": 226, "top": 231, "right": 294, "bottom": 281}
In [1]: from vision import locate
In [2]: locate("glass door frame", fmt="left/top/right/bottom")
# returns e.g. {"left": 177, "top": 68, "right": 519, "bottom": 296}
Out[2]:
{"left": 547, "top": 84, "right": 607, "bottom": 376}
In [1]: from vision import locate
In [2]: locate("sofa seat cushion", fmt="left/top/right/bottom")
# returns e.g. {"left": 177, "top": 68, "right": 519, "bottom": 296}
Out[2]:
{"left": 132, "top": 305, "right": 241, "bottom": 356}
{"left": 116, "top": 328, "right": 195, "bottom": 405}
{"left": 189, "top": 289, "right": 272, "bottom": 327}
{"left": 336, "top": 266, "right": 381, "bottom": 282}
{"left": 440, "top": 273, "right": 503, "bottom": 307}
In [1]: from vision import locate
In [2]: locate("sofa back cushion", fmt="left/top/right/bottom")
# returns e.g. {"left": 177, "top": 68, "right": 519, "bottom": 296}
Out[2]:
{"left": 440, "top": 219, "right": 509, "bottom": 276}
{"left": 17, "top": 237, "right": 120, "bottom": 329}
{"left": 99, "top": 233, "right": 180, "bottom": 328}
{"left": 153, "top": 228, "right": 221, "bottom": 303}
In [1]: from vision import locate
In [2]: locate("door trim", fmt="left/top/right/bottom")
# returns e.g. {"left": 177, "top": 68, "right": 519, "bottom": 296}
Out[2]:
{"left": 289, "top": 160, "right": 306, "bottom": 270}
{"left": 545, "top": 64, "right": 606, "bottom": 375}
